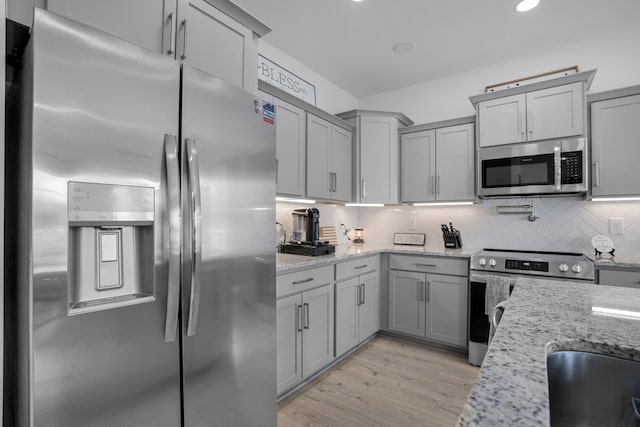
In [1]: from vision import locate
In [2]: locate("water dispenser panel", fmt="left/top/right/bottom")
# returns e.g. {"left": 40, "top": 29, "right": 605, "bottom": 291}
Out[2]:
{"left": 68, "top": 181, "right": 154, "bottom": 224}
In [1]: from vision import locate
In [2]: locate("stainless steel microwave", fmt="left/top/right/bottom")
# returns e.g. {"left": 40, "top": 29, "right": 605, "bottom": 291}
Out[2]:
{"left": 478, "top": 138, "right": 587, "bottom": 197}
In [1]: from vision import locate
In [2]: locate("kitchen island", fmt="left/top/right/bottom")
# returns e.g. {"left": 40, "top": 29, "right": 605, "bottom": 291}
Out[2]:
{"left": 458, "top": 278, "right": 640, "bottom": 426}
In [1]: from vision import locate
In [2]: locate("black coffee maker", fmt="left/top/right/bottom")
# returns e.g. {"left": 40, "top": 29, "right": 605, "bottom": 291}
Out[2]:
{"left": 279, "top": 208, "right": 335, "bottom": 256}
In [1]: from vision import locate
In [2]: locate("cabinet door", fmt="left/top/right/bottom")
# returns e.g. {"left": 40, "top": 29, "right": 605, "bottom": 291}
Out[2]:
{"left": 357, "top": 271, "right": 380, "bottom": 342}
{"left": 435, "top": 124, "right": 475, "bottom": 201}
{"left": 526, "top": 82, "right": 584, "bottom": 142}
{"left": 388, "top": 270, "right": 425, "bottom": 337}
{"left": 478, "top": 93, "right": 527, "bottom": 147}
{"left": 424, "top": 274, "right": 468, "bottom": 347}
{"left": 276, "top": 294, "right": 302, "bottom": 395}
{"left": 302, "top": 285, "right": 335, "bottom": 377}
{"left": 176, "top": 0, "right": 257, "bottom": 92}
{"left": 306, "top": 114, "right": 332, "bottom": 200}
{"left": 335, "top": 278, "right": 359, "bottom": 357}
{"left": 331, "top": 125, "right": 353, "bottom": 202}
{"left": 598, "top": 268, "right": 640, "bottom": 289}
{"left": 591, "top": 94, "right": 640, "bottom": 197}
{"left": 47, "top": 0, "right": 174, "bottom": 55}
{"left": 401, "top": 130, "right": 435, "bottom": 202}
{"left": 275, "top": 98, "right": 306, "bottom": 197}
{"left": 360, "top": 116, "right": 398, "bottom": 203}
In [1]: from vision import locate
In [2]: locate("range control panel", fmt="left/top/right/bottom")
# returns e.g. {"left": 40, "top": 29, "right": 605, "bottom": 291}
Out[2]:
{"left": 505, "top": 259, "right": 549, "bottom": 272}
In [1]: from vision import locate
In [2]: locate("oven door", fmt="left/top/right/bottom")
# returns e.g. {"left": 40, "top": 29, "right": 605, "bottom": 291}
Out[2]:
{"left": 469, "top": 272, "right": 517, "bottom": 366}
{"left": 479, "top": 140, "right": 560, "bottom": 196}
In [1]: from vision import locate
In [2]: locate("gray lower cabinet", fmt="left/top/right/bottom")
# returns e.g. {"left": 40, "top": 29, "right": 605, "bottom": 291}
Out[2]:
{"left": 401, "top": 122, "right": 474, "bottom": 203}
{"left": 335, "top": 270, "right": 379, "bottom": 357}
{"left": 597, "top": 268, "right": 640, "bottom": 289}
{"left": 590, "top": 93, "right": 640, "bottom": 197}
{"left": 18, "top": 0, "right": 264, "bottom": 92}
{"left": 388, "top": 257, "right": 468, "bottom": 348}
{"left": 276, "top": 282, "right": 335, "bottom": 395}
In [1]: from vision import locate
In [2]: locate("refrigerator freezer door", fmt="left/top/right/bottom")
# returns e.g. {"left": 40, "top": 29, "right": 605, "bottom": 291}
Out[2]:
{"left": 180, "top": 65, "right": 277, "bottom": 427}
{"left": 10, "top": 9, "right": 182, "bottom": 426}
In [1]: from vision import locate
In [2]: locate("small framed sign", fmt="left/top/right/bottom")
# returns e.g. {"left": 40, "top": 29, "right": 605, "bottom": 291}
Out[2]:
{"left": 258, "top": 55, "right": 316, "bottom": 105}
{"left": 393, "top": 233, "right": 426, "bottom": 246}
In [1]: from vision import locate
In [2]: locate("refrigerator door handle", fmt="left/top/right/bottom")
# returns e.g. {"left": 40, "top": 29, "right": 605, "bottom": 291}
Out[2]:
{"left": 164, "top": 134, "right": 181, "bottom": 342}
{"left": 186, "top": 138, "right": 202, "bottom": 336}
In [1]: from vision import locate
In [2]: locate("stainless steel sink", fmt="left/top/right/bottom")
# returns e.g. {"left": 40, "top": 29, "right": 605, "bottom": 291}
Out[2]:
{"left": 547, "top": 351, "right": 640, "bottom": 426}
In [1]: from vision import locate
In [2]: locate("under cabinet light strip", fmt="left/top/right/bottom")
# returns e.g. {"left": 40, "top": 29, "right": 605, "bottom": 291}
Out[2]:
{"left": 275, "top": 197, "right": 316, "bottom": 204}
{"left": 412, "top": 202, "right": 474, "bottom": 207}
{"left": 591, "top": 197, "right": 640, "bottom": 202}
{"left": 345, "top": 203, "right": 384, "bottom": 207}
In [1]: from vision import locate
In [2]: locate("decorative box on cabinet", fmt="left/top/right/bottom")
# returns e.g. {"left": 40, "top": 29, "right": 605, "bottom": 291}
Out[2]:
{"left": 469, "top": 70, "right": 596, "bottom": 147}
{"left": 400, "top": 118, "right": 475, "bottom": 203}
{"left": 337, "top": 110, "right": 413, "bottom": 204}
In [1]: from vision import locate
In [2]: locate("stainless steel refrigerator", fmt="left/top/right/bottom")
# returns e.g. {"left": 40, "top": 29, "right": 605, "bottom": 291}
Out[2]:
{"left": 5, "top": 8, "right": 276, "bottom": 426}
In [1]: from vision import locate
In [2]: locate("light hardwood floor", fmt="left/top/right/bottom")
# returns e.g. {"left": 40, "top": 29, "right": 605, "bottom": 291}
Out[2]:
{"left": 278, "top": 335, "right": 480, "bottom": 427}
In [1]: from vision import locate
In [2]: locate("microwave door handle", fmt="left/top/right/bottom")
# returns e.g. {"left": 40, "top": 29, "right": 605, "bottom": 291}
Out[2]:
{"left": 554, "top": 146, "right": 562, "bottom": 191}
{"left": 164, "top": 134, "right": 181, "bottom": 342}
{"left": 186, "top": 138, "right": 203, "bottom": 337}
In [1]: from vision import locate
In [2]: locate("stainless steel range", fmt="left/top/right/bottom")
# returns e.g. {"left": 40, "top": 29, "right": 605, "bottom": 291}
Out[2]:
{"left": 468, "top": 248, "right": 594, "bottom": 366}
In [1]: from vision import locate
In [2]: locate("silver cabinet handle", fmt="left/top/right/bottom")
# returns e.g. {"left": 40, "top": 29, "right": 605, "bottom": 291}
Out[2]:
{"left": 593, "top": 162, "right": 601, "bottom": 187}
{"left": 166, "top": 12, "right": 175, "bottom": 55}
{"left": 520, "top": 113, "right": 525, "bottom": 135}
{"left": 429, "top": 176, "right": 434, "bottom": 195}
{"left": 419, "top": 280, "right": 425, "bottom": 301}
{"left": 292, "top": 277, "right": 313, "bottom": 285}
{"left": 297, "top": 304, "right": 303, "bottom": 332}
{"left": 528, "top": 111, "right": 534, "bottom": 134}
{"left": 356, "top": 285, "right": 362, "bottom": 306}
{"left": 275, "top": 158, "right": 278, "bottom": 184}
{"left": 361, "top": 179, "right": 366, "bottom": 198}
{"left": 303, "top": 303, "right": 310, "bottom": 329}
{"left": 186, "top": 138, "right": 202, "bottom": 337}
{"left": 180, "top": 19, "right": 188, "bottom": 60}
{"left": 164, "top": 134, "right": 180, "bottom": 342}
{"left": 332, "top": 172, "right": 337, "bottom": 193}
{"left": 426, "top": 281, "right": 430, "bottom": 302}
{"left": 436, "top": 175, "right": 441, "bottom": 195}
{"left": 354, "top": 264, "right": 368, "bottom": 270}
{"left": 361, "top": 283, "right": 365, "bottom": 305}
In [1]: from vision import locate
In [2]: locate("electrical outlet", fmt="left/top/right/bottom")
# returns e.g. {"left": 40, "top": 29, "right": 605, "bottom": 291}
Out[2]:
{"left": 408, "top": 215, "right": 417, "bottom": 231}
{"left": 609, "top": 217, "right": 624, "bottom": 234}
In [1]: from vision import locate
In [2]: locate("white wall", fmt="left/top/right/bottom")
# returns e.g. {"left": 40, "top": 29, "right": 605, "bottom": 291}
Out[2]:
{"left": 359, "top": 23, "right": 640, "bottom": 124}
{"left": 258, "top": 41, "right": 358, "bottom": 114}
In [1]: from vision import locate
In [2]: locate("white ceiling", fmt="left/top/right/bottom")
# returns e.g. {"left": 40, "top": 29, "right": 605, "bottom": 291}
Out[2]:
{"left": 232, "top": 0, "right": 640, "bottom": 99}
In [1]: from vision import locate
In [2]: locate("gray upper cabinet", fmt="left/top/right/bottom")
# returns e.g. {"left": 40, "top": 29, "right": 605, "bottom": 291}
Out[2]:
{"left": 306, "top": 114, "right": 352, "bottom": 202}
{"left": 274, "top": 98, "right": 306, "bottom": 197}
{"left": 29, "top": 0, "right": 269, "bottom": 92}
{"left": 590, "top": 92, "right": 640, "bottom": 197}
{"left": 401, "top": 122, "right": 475, "bottom": 203}
{"left": 337, "top": 110, "right": 413, "bottom": 204}
{"left": 478, "top": 82, "right": 584, "bottom": 147}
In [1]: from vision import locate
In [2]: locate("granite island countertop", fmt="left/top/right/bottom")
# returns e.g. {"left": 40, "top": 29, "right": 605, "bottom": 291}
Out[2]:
{"left": 276, "top": 242, "right": 478, "bottom": 273}
{"left": 458, "top": 278, "right": 640, "bottom": 426}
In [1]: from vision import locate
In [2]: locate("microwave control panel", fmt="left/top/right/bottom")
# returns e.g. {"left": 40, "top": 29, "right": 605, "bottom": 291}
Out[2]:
{"left": 560, "top": 151, "right": 583, "bottom": 184}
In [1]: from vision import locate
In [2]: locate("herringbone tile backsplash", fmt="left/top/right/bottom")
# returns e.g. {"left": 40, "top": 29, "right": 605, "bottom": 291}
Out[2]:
{"left": 277, "top": 198, "right": 640, "bottom": 255}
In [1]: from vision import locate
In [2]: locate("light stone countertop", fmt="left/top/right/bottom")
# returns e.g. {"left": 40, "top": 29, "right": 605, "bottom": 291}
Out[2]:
{"left": 458, "top": 278, "right": 640, "bottom": 426}
{"left": 589, "top": 253, "right": 640, "bottom": 269}
{"left": 276, "top": 242, "right": 478, "bottom": 273}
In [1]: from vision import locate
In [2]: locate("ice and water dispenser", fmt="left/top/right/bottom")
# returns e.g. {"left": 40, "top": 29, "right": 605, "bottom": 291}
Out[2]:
{"left": 68, "top": 182, "right": 156, "bottom": 315}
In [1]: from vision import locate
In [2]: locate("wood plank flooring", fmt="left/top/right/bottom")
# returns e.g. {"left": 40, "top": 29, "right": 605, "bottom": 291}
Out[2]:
{"left": 278, "top": 335, "right": 480, "bottom": 427}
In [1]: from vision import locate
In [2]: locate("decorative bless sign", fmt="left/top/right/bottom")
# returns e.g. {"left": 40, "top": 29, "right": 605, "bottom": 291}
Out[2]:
{"left": 258, "top": 55, "right": 316, "bottom": 105}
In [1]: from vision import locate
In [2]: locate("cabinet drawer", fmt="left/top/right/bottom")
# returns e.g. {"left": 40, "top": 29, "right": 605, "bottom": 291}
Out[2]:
{"left": 389, "top": 254, "right": 468, "bottom": 276}
{"left": 277, "top": 265, "right": 333, "bottom": 297}
{"left": 336, "top": 255, "right": 378, "bottom": 280}
{"left": 598, "top": 269, "right": 640, "bottom": 289}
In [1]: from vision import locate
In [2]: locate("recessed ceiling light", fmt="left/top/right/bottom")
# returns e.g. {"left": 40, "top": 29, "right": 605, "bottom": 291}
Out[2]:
{"left": 392, "top": 42, "right": 413, "bottom": 54}
{"left": 516, "top": 0, "right": 540, "bottom": 12}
